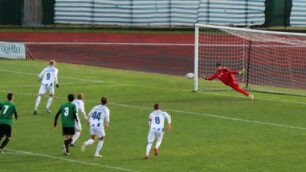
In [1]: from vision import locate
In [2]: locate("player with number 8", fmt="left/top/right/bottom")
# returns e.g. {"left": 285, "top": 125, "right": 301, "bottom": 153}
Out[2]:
{"left": 145, "top": 103, "right": 172, "bottom": 159}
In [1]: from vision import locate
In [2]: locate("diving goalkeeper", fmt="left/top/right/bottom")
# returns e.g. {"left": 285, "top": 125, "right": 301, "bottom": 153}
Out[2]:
{"left": 203, "top": 63, "right": 254, "bottom": 100}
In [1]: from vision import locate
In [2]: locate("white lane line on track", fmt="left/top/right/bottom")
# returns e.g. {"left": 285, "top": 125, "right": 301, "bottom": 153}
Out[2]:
{"left": 7, "top": 149, "right": 141, "bottom": 172}
{"left": 25, "top": 42, "right": 194, "bottom": 46}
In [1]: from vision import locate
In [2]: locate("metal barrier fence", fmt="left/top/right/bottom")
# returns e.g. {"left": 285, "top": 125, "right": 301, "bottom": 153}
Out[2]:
{"left": 54, "top": 0, "right": 265, "bottom": 26}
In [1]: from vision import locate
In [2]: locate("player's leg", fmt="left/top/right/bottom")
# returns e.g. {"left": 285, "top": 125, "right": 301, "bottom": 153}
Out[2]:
{"left": 71, "top": 121, "right": 81, "bottom": 146}
{"left": 0, "top": 125, "right": 11, "bottom": 152}
{"left": 230, "top": 83, "right": 250, "bottom": 96}
{"left": 154, "top": 130, "right": 164, "bottom": 156}
{"left": 0, "top": 125, "right": 4, "bottom": 142}
{"left": 64, "top": 135, "right": 74, "bottom": 155}
{"left": 0, "top": 137, "right": 10, "bottom": 151}
{"left": 145, "top": 129, "right": 155, "bottom": 159}
{"left": 82, "top": 127, "right": 96, "bottom": 152}
{"left": 63, "top": 128, "right": 74, "bottom": 155}
{"left": 34, "top": 85, "right": 46, "bottom": 115}
{"left": 94, "top": 129, "right": 105, "bottom": 158}
{"left": 45, "top": 86, "right": 54, "bottom": 113}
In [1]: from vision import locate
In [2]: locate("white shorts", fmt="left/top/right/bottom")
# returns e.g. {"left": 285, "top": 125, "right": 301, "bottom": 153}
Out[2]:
{"left": 147, "top": 128, "right": 164, "bottom": 143}
{"left": 38, "top": 83, "right": 54, "bottom": 95}
{"left": 90, "top": 126, "right": 105, "bottom": 138}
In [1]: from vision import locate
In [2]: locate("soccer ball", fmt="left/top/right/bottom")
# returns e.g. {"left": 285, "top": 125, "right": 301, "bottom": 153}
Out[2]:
{"left": 185, "top": 73, "right": 194, "bottom": 79}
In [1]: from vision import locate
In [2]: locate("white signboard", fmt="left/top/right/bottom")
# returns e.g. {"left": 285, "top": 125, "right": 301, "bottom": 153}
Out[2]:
{"left": 0, "top": 42, "right": 26, "bottom": 60}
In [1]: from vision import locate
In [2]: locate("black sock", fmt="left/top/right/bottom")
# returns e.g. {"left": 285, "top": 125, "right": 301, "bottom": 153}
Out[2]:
{"left": 64, "top": 138, "right": 73, "bottom": 153}
{"left": 0, "top": 138, "right": 9, "bottom": 149}
{"left": 64, "top": 140, "right": 70, "bottom": 153}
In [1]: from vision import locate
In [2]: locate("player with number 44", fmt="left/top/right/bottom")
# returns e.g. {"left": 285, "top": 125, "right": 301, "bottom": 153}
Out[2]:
{"left": 82, "top": 97, "right": 110, "bottom": 158}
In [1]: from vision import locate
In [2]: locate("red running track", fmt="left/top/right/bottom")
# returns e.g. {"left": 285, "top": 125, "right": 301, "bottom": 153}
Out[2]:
{"left": 0, "top": 32, "right": 194, "bottom": 75}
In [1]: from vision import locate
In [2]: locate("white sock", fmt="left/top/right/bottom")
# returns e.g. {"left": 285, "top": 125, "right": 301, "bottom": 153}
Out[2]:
{"left": 34, "top": 96, "right": 42, "bottom": 111}
{"left": 95, "top": 141, "right": 104, "bottom": 155}
{"left": 84, "top": 139, "right": 94, "bottom": 146}
{"left": 146, "top": 143, "right": 153, "bottom": 156}
{"left": 71, "top": 131, "right": 80, "bottom": 144}
{"left": 155, "top": 139, "right": 162, "bottom": 149}
{"left": 46, "top": 97, "right": 53, "bottom": 109}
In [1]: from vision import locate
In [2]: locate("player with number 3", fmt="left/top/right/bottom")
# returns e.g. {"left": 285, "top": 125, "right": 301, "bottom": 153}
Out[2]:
{"left": 54, "top": 94, "right": 78, "bottom": 155}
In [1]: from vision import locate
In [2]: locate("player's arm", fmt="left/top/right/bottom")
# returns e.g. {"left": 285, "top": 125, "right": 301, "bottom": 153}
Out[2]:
{"left": 104, "top": 109, "right": 110, "bottom": 129}
{"left": 87, "top": 108, "right": 94, "bottom": 126}
{"left": 228, "top": 68, "right": 245, "bottom": 75}
{"left": 73, "top": 106, "right": 78, "bottom": 123}
{"left": 13, "top": 107, "right": 18, "bottom": 120}
{"left": 148, "top": 113, "right": 153, "bottom": 126}
{"left": 164, "top": 112, "right": 172, "bottom": 132}
{"left": 38, "top": 68, "right": 46, "bottom": 80}
{"left": 80, "top": 102, "right": 87, "bottom": 120}
{"left": 228, "top": 70, "right": 240, "bottom": 75}
{"left": 55, "top": 69, "right": 59, "bottom": 88}
{"left": 54, "top": 109, "right": 61, "bottom": 128}
{"left": 204, "top": 73, "right": 218, "bottom": 81}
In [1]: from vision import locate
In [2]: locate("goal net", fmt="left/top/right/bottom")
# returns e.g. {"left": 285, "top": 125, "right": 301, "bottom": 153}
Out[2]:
{"left": 194, "top": 24, "right": 306, "bottom": 96}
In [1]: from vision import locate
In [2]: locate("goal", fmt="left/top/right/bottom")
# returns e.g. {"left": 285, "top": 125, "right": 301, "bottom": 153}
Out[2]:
{"left": 194, "top": 24, "right": 306, "bottom": 96}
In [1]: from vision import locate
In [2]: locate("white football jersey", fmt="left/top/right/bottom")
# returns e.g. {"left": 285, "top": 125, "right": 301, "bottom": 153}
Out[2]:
{"left": 88, "top": 104, "right": 110, "bottom": 128}
{"left": 73, "top": 99, "right": 86, "bottom": 118}
{"left": 38, "top": 66, "right": 59, "bottom": 85}
{"left": 149, "top": 110, "right": 171, "bottom": 130}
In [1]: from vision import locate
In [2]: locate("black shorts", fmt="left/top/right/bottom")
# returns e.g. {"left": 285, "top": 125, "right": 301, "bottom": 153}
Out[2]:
{"left": 62, "top": 127, "right": 75, "bottom": 136}
{"left": 0, "top": 124, "right": 11, "bottom": 138}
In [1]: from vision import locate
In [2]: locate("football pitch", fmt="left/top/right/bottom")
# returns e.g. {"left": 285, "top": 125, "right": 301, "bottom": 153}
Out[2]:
{"left": 0, "top": 59, "right": 306, "bottom": 172}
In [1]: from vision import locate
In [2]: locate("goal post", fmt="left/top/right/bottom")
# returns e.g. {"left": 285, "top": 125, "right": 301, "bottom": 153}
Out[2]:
{"left": 194, "top": 24, "right": 306, "bottom": 96}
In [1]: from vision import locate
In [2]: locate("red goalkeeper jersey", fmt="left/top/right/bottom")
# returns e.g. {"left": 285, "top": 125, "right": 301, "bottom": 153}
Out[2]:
{"left": 207, "top": 68, "right": 239, "bottom": 85}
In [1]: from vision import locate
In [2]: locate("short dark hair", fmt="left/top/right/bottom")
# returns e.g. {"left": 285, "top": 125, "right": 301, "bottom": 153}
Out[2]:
{"left": 101, "top": 97, "right": 108, "bottom": 105}
{"left": 7, "top": 93, "right": 13, "bottom": 101}
{"left": 154, "top": 103, "right": 160, "bottom": 110}
{"left": 68, "top": 94, "right": 75, "bottom": 102}
{"left": 77, "top": 93, "right": 83, "bottom": 100}
{"left": 49, "top": 60, "right": 56, "bottom": 66}
{"left": 216, "top": 63, "right": 221, "bottom": 67}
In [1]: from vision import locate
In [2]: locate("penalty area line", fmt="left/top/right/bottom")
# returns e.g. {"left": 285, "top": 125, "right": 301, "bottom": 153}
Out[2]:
{"left": 7, "top": 149, "right": 141, "bottom": 172}
{"left": 0, "top": 90, "right": 305, "bottom": 131}
{"left": 1, "top": 68, "right": 306, "bottom": 106}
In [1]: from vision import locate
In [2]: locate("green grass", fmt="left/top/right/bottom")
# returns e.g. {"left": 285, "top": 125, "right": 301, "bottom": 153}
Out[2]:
{"left": 0, "top": 59, "right": 306, "bottom": 172}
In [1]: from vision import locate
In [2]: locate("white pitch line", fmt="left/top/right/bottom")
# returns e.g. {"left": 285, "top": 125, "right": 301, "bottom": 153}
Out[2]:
{"left": 1, "top": 68, "right": 306, "bottom": 106}
{"left": 0, "top": 90, "right": 305, "bottom": 131}
{"left": 0, "top": 69, "right": 106, "bottom": 83}
{"left": 0, "top": 82, "right": 97, "bottom": 89}
{"left": 7, "top": 149, "right": 141, "bottom": 172}
{"left": 109, "top": 102, "right": 306, "bottom": 131}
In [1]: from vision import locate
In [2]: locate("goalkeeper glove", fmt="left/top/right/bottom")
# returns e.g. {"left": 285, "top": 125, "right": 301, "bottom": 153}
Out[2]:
{"left": 239, "top": 69, "right": 245, "bottom": 76}
{"left": 201, "top": 76, "right": 208, "bottom": 80}
{"left": 56, "top": 84, "right": 59, "bottom": 88}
